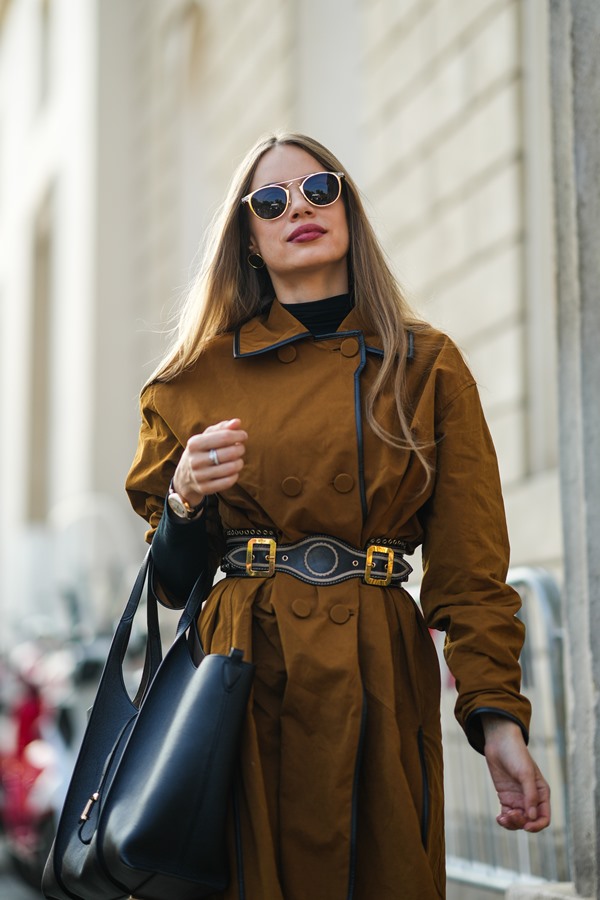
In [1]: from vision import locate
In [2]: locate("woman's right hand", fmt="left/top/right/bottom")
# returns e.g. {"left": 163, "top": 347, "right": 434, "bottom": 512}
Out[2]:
{"left": 172, "top": 418, "right": 248, "bottom": 507}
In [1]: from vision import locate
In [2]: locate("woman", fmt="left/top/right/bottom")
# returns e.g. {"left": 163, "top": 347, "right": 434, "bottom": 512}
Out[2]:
{"left": 126, "top": 133, "right": 550, "bottom": 900}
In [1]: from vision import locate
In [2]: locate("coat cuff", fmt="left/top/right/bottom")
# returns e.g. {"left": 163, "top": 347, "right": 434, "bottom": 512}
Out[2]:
{"left": 149, "top": 494, "right": 208, "bottom": 607}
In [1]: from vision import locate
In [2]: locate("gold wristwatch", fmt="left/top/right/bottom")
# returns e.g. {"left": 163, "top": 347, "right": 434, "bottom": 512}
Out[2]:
{"left": 167, "top": 480, "right": 205, "bottom": 520}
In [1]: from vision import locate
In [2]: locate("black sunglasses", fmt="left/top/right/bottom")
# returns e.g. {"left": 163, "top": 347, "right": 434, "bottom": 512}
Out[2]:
{"left": 242, "top": 171, "right": 345, "bottom": 221}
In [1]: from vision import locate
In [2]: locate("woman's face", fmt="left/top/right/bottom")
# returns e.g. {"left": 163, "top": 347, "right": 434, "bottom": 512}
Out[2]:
{"left": 246, "top": 144, "right": 350, "bottom": 299}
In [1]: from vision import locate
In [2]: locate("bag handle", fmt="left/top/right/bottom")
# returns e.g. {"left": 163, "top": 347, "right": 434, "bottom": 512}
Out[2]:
{"left": 96, "top": 549, "right": 210, "bottom": 711}
{"left": 133, "top": 557, "right": 209, "bottom": 705}
{"left": 131, "top": 555, "right": 163, "bottom": 707}
{"left": 97, "top": 551, "right": 160, "bottom": 706}
{"left": 174, "top": 566, "right": 211, "bottom": 643}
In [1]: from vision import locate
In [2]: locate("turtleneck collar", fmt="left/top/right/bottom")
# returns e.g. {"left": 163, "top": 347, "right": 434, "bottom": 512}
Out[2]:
{"left": 280, "top": 293, "right": 353, "bottom": 336}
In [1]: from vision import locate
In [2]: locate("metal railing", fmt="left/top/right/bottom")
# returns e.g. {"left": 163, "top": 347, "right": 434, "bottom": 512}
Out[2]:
{"left": 416, "top": 568, "right": 569, "bottom": 892}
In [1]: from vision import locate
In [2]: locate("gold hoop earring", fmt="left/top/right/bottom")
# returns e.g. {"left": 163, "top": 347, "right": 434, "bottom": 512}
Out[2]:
{"left": 248, "top": 252, "right": 266, "bottom": 270}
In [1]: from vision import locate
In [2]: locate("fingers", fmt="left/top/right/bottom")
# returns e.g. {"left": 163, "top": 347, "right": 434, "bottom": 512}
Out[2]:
{"left": 494, "top": 766, "right": 551, "bottom": 833}
{"left": 523, "top": 771, "right": 551, "bottom": 832}
{"left": 174, "top": 419, "right": 248, "bottom": 501}
{"left": 497, "top": 801, "right": 551, "bottom": 833}
{"left": 526, "top": 768, "right": 548, "bottom": 824}
{"left": 497, "top": 808, "right": 528, "bottom": 830}
{"left": 200, "top": 418, "right": 247, "bottom": 442}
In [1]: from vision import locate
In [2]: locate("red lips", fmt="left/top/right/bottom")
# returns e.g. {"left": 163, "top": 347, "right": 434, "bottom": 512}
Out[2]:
{"left": 287, "top": 224, "right": 326, "bottom": 242}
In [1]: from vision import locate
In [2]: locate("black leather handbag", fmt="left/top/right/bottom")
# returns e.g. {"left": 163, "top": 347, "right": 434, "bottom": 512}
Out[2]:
{"left": 42, "top": 551, "right": 254, "bottom": 900}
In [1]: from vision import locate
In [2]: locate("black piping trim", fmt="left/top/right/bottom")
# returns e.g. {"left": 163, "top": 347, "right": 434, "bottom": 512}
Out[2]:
{"left": 364, "top": 330, "right": 414, "bottom": 360}
{"left": 312, "top": 329, "right": 363, "bottom": 342}
{"left": 417, "top": 726, "right": 430, "bottom": 850}
{"left": 354, "top": 336, "right": 368, "bottom": 523}
{"left": 346, "top": 689, "right": 367, "bottom": 900}
{"left": 234, "top": 327, "right": 388, "bottom": 359}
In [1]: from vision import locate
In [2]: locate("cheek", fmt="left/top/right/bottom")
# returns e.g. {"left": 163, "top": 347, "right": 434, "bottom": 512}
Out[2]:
{"left": 336, "top": 220, "right": 350, "bottom": 255}
{"left": 250, "top": 222, "right": 276, "bottom": 254}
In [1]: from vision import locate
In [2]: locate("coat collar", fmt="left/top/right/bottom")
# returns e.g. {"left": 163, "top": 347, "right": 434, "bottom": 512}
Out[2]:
{"left": 233, "top": 299, "right": 387, "bottom": 358}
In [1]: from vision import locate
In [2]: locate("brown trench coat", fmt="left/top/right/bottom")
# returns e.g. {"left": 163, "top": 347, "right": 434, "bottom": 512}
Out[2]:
{"left": 126, "top": 300, "right": 531, "bottom": 900}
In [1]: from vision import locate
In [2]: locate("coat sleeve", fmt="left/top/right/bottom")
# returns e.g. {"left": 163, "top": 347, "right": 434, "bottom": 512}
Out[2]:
{"left": 124, "top": 384, "right": 224, "bottom": 588}
{"left": 418, "top": 372, "right": 531, "bottom": 754}
{"left": 125, "top": 385, "right": 182, "bottom": 541}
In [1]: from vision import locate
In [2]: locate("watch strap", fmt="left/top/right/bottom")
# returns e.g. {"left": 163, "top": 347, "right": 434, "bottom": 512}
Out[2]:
{"left": 167, "top": 480, "right": 205, "bottom": 520}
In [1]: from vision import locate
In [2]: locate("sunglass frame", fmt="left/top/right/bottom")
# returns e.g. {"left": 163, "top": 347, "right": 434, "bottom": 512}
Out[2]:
{"left": 242, "top": 171, "right": 345, "bottom": 220}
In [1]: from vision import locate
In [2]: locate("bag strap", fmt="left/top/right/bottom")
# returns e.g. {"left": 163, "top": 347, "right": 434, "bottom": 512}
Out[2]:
{"left": 132, "top": 552, "right": 208, "bottom": 706}
{"left": 84, "top": 550, "right": 153, "bottom": 715}
{"left": 131, "top": 555, "right": 163, "bottom": 707}
{"left": 98, "top": 549, "right": 210, "bottom": 710}
{"left": 175, "top": 567, "right": 211, "bottom": 644}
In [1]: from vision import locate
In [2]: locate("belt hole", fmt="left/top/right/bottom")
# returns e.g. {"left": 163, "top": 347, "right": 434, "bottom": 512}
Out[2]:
{"left": 282, "top": 555, "right": 289, "bottom": 561}
{"left": 352, "top": 560, "right": 359, "bottom": 567}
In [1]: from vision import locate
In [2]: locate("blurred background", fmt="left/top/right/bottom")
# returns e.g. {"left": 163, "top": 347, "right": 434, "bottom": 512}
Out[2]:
{"left": 0, "top": 0, "right": 597, "bottom": 898}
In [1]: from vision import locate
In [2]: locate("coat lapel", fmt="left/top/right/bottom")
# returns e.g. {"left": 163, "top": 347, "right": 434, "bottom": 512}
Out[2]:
{"left": 233, "top": 299, "right": 387, "bottom": 358}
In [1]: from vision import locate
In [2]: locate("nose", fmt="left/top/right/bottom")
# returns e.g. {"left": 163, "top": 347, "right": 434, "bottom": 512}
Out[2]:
{"left": 288, "top": 182, "right": 313, "bottom": 217}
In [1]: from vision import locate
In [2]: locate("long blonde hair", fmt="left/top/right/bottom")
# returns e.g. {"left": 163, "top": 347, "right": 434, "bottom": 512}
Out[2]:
{"left": 148, "top": 132, "right": 431, "bottom": 477}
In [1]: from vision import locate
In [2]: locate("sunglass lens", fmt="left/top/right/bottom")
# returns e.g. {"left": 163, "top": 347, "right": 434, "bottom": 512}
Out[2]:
{"left": 303, "top": 173, "right": 341, "bottom": 206}
{"left": 250, "top": 186, "right": 288, "bottom": 219}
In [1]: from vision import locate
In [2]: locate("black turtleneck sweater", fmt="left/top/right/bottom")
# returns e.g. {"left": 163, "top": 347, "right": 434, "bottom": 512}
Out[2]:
{"left": 281, "top": 293, "right": 353, "bottom": 336}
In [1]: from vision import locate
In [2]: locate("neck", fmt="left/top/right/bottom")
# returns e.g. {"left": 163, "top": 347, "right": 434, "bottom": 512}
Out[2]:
{"left": 269, "top": 266, "right": 349, "bottom": 305}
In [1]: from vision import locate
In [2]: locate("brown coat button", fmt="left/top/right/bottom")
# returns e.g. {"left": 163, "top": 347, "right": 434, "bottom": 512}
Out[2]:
{"left": 292, "top": 598, "right": 312, "bottom": 618}
{"left": 282, "top": 476, "right": 302, "bottom": 496}
{"left": 330, "top": 604, "right": 351, "bottom": 624}
{"left": 333, "top": 473, "right": 354, "bottom": 493}
{"left": 277, "top": 345, "right": 297, "bottom": 363}
{"left": 340, "top": 338, "right": 359, "bottom": 357}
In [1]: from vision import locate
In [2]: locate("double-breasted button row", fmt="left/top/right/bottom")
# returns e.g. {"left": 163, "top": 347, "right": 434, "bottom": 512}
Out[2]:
{"left": 277, "top": 339, "right": 359, "bottom": 363}
{"left": 291, "top": 599, "right": 352, "bottom": 624}
{"left": 281, "top": 474, "right": 355, "bottom": 496}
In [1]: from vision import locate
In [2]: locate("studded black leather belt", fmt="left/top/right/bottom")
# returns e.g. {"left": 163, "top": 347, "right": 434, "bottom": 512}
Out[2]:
{"left": 221, "top": 532, "right": 413, "bottom": 587}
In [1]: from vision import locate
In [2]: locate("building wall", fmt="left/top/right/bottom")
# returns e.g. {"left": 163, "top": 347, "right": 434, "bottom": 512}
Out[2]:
{"left": 0, "top": 0, "right": 99, "bottom": 638}
{"left": 360, "top": 0, "right": 560, "bottom": 570}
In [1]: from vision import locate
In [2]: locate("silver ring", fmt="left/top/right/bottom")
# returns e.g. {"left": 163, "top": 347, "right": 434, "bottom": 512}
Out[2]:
{"left": 208, "top": 448, "right": 220, "bottom": 466}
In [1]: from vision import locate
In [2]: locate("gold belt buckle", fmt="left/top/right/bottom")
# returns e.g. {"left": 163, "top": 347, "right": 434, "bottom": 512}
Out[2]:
{"left": 246, "top": 538, "right": 277, "bottom": 577}
{"left": 364, "top": 545, "right": 394, "bottom": 586}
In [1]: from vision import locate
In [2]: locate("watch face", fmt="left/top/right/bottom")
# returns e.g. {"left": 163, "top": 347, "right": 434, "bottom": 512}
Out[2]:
{"left": 167, "top": 492, "right": 189, "bottom": 519}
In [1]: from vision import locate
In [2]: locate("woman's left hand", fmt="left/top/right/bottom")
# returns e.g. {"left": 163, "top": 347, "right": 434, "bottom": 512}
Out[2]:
{"left": 481, "top": 714, "right": 551, "bottom": 832}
